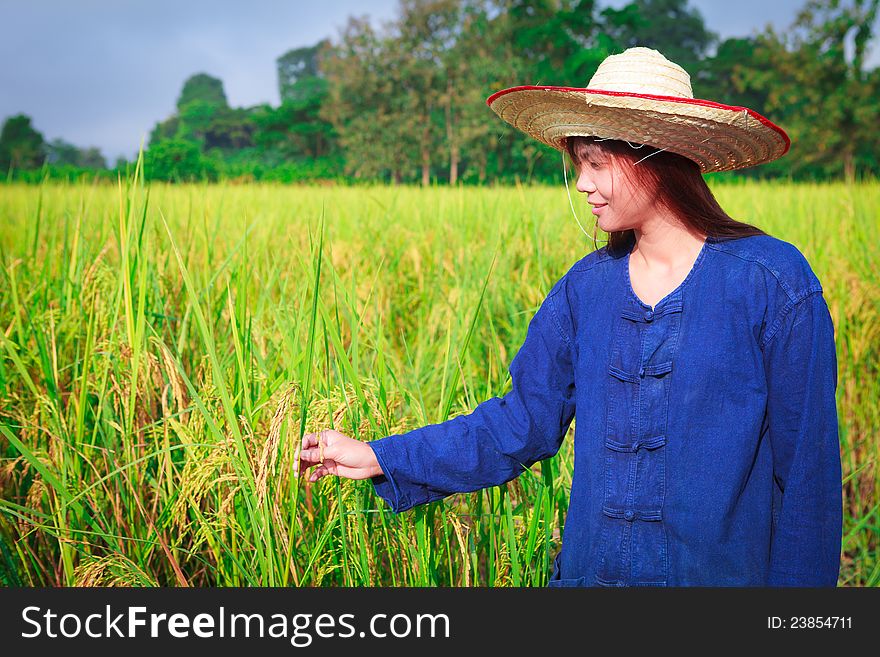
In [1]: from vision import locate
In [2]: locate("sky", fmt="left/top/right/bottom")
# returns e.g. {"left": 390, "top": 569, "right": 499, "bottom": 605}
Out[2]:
{"left": 2, "top": 0, "right": 877, "bottom": 164}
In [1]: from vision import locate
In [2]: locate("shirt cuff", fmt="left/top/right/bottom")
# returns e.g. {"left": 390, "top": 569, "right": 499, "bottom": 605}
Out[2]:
{"left": 368, "top": 436, "right": 412, "bottom": 513}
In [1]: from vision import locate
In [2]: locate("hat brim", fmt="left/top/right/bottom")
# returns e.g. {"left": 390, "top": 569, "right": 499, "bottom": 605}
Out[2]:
{"left": 486, "top": 86, "right": 790, "bottom": 173}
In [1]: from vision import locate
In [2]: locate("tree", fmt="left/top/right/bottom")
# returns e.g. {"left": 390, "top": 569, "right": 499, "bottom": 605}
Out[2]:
{"left": 450, "top": 0, "right": 531, "bottom": 183}
{"left": 204, "top": 107, "right": 257, "bottom": 151}
{"left": 697, "top": 37, "right": 770, "bottom": 109}
{"left": 46, "top": 139, "right": 107, "bottom": 168}
{"left": 475, "top": 0, "right": 610, "bottom": 182}
{"left": 506, "top": 0, "right": 606, "bottom": 85}
{"left": 150, "top": 73, "right": 256, "bottom": 153}
{"left": 439, "top": 0, "right": 488, "bottom": 183}
{"left": 144, "top": 138, "right": 218, "bottom": 181}
{"left": 278, "top": 41, "right": 330, "bottom": 102}
{"left": 176, "top": 100, "right": 224, "bottom": 143}
{"left": 599, "top": 0, "right": 717, "bottom": 80}
{"left": 46, "top": 138, "right": 80, "bottom": 166}
{"left": 253, "top": 94, "right": 335, "bottom": 160}
{"left": 149, "top": 116, "right": 180, "bottom": 145}
{"left": 738, "top": 0, "right": 880, "bottom": 180}
{"left": 321, "top": 15, "right": 416, "bottom": 182}
{"left": 0, "top": 114, "right": 46, "bottom": 171}
{"left": 176, "top": 73, "right": 228, "bottom": 112}
{"left": 268, "top": 41, "right": 338, "bottom": 159}
{"left": 77, "top": 147, "right": 107, "bottom": 169}
{"left": 394, "top": 0, "right": 463, "bottom": 185}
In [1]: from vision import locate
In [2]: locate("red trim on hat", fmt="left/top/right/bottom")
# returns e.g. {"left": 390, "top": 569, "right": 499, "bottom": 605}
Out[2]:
{"left": 485, "top": 85, "right": 791, "bottom": 153}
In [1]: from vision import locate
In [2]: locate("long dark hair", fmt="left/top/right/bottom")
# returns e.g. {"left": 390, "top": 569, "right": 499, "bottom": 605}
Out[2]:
{"left": 564, "top": 136, "right": 767, "bottom": 255}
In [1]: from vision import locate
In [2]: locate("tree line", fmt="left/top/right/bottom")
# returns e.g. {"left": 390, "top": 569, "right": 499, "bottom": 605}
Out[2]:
{"left": 2, "top": 0, "right": 878, "bottom": 184}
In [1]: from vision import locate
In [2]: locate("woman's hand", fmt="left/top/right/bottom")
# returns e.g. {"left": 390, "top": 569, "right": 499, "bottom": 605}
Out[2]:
{"left": 296, "top": 429, "right": 384, "bottom": 482}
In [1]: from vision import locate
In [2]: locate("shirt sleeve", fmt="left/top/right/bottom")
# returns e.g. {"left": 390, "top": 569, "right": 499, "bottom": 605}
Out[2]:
{"left": 367, "top": 283, "right": 577, "bottom": 513}
{"left": 761, "top": 289, "right": 843, "bottom": 587}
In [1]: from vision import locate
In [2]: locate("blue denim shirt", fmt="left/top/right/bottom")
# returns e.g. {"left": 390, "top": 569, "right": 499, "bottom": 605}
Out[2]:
{"left": 368, "top": 233, "right": 843, "bottom": 587}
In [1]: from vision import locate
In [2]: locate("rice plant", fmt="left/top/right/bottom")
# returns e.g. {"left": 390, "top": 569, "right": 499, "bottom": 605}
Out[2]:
{"left": 0, "top": 159, "right": 877, "bottom": 586}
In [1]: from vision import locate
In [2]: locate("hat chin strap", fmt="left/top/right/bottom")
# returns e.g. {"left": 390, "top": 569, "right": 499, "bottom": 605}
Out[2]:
{"left": 562, "top": 149, "right": 607, "bottom": 251}
{"left": 633, "top": 144, "right": 669, "bottom": 165}
{"left": 561, "top": 141, "right": 670, "bottom": 251}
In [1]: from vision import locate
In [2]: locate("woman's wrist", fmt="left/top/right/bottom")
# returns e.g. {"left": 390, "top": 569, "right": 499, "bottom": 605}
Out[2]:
{"left": 367, "top": 444, "right": 384, "bottom": 478}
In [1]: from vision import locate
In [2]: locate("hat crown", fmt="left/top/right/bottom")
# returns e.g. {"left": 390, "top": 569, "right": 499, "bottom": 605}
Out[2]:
{"left": 586, "top": 47, "right": 693, "bottom": 99}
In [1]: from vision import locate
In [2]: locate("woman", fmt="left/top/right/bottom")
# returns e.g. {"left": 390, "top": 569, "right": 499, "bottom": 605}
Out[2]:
{"left": 297, "top": 47, "right": 843, "bottom": 587}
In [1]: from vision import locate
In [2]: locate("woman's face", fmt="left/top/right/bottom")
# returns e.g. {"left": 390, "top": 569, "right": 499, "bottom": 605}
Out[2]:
{"left": 574, "top": 152, "right": 654, "bottom": 234}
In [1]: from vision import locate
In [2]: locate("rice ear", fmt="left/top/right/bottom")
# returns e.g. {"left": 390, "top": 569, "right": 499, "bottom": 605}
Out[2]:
{"left": 256, "top": 382, "right": 298, "bottom": 506}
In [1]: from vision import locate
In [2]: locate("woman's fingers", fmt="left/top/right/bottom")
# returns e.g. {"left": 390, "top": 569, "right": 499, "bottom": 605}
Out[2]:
{"left": 301, "top": 430, "right": 327, "bottom": 451}
{"left": 297, "top": 431, "right": 347, "bottom": 481}
{"left": 307, "top": 462, "right": 337, "bottom": 482}
{"left": 297, "top": 430, "right": 379, "bottom": 482}
{"left": 298, "top": 430, "right": 376, "bottom": 481}
{"left": 298, "top": 432, "right": 321, "bottom": 466}
{"left": 299, "top": 430, "right": 342, "bottom": 464}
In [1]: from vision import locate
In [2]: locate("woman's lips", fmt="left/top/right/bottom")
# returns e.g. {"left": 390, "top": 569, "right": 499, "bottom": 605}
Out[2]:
{"left": 591, "top": 203, "right": 606, "bottom": 214}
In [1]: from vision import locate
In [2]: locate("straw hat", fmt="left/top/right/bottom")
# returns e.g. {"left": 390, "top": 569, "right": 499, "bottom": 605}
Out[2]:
{"left": 486, "top": 47, "right": 790, "bottom": 173}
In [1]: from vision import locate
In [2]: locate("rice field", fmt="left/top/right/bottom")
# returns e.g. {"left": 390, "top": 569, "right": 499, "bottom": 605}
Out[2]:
{"left": 1, "top": 160, "right": 878, "bottom": 587}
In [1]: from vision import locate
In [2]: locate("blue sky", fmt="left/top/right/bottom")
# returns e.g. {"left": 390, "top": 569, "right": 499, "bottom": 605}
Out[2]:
{"left": 2, "top": 0, "right": 877, "bottom": 163}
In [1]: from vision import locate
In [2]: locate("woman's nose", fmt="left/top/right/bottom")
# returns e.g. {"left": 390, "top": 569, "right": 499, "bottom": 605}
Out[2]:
{"left": 576, "top": 169, "right": 595, "bottom": 194}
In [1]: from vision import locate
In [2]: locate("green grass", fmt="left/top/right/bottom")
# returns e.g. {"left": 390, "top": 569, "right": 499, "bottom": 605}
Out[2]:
{"left": 0, "top": 161, "right": 877, "bottom": 587}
